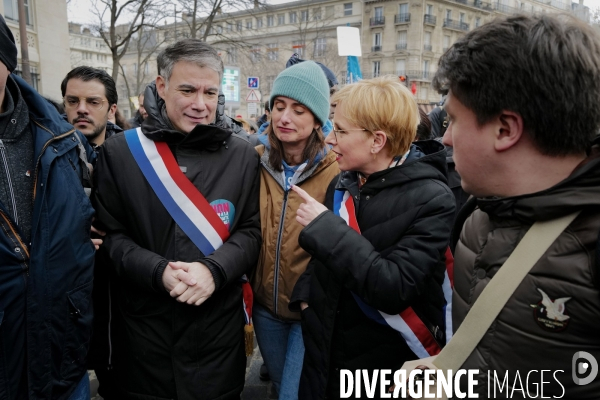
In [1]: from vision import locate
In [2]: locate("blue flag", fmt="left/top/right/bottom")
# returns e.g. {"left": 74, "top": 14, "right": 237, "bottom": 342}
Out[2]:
{"left": 347, "top": 56, "right": 362, "bottom": 83}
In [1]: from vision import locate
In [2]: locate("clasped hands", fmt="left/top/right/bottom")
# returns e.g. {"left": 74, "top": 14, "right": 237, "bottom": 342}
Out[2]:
{"left": 162, "top": 261, "right": 215, "bottom": 306}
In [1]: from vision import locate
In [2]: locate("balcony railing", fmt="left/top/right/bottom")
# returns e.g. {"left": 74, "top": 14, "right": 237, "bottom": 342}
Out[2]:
{"left": 423, "top": 14, "right": 437, "bottom": 25}
{"left": 396, "top": 42, "right": 408, "bottom": 50}
{"left": 443, "top": 19, "right": 470, "bottom": 31}
{"left": 371, "top": 45, "right": 382, "bottom": 52}
{"left": 394, "top": 13, "right": 411, "bottom": 24}
{"left": 356, "top": 70, "right": 434, "bottom": 81}
{"left": 423, "top": 44, "right": 432, "bottom": 51}
{"left": 370, "top": 17, "right": 385, "bottom": 26}
{"left": 493, "top": 2, "right": 521, "bottom": 13}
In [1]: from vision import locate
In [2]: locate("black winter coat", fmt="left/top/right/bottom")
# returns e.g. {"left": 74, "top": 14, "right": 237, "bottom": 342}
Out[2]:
{"left": 92, "top": 84, "right": 261, "bottom": 400}
{"left": 290, "top": 141, "right": 455, "bottom": 399}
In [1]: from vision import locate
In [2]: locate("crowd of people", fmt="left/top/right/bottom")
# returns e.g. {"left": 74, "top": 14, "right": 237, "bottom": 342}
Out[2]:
{"left": 1, "top": 10, "right": 600, "bottom": 400}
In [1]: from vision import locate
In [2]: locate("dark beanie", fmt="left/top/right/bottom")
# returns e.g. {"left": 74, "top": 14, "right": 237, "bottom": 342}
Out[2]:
{"left": 0, "top": 15, "right": 18, "bottom": 72}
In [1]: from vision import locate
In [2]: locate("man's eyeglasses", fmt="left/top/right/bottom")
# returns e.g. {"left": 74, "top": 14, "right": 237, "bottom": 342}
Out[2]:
{"left": 63, "top": 96, "right": 108, "bottom": 111}
{"left": 332, "top": 128, "right": 368, "bottom": 141}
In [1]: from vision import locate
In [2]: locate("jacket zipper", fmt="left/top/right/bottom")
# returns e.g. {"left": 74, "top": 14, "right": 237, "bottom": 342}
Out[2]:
{"left": 0, "top": 139, "right": 19, "bottom": 226}
{"left": 273, "top": 190, "right": 289, "bottom": 315}
{"left": 0, "top": 209, "right": 30, "bottom": 275}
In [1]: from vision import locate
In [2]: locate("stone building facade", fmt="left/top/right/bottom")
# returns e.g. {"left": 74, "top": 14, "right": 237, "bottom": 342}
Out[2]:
{"left": 1, "top": 0, "right": 72, "bottom": 100}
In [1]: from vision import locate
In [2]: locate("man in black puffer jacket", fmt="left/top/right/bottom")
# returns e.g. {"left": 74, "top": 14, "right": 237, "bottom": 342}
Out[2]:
{"left": 93, "top": 39, "right": 261, "bottom": 400}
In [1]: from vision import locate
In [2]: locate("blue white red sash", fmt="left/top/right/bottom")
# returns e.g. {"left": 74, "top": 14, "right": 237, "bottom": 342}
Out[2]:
{"left": 124, "top": 128, "right": 253, "bottom": 326}
{"left": 124, "top": 128, "right": 230, "bottom": 255}
{"left": 333, "top": 189, "right": 454, "bottom": 358}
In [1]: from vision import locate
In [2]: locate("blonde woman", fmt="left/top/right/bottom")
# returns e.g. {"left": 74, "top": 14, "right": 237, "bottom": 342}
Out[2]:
{"left": 290, "top": 76, "right": 455, "bottom": 399}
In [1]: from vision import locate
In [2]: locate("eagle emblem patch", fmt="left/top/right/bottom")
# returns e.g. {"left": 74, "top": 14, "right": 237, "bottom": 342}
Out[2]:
{"left": 530, "top": 288, "right": 571, "bottom": 332}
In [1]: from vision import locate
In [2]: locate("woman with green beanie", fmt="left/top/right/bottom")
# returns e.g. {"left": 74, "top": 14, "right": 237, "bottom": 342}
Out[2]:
{"left": 251, "top": 61, "right": 340, "bottom": 399}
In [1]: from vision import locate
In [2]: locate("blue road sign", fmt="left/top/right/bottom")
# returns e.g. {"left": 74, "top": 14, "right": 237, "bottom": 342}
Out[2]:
{"left": 247, "top": 77, "right": 259, "bottom": 89}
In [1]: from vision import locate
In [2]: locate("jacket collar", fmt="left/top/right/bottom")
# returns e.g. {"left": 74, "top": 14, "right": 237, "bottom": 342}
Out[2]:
{"left": 258, "top": 145, "right": 336, "bottom": 189}
{"left": 477, "top": 148, "right": 600, "bottom": 222}
{"left": 141, "top": 82, "right": 232, "bottom": 150}
{"left": 11, "top": 74, "right": 76, "bottom": 157}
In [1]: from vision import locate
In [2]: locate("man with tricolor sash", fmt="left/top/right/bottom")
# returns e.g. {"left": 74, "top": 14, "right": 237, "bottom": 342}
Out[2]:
{"left": 92, "top": 39, "right": 261, "bottom": 400}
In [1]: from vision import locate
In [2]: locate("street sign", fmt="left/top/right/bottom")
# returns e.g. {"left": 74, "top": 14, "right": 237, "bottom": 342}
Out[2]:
{"left": 246, "top": 89, "right": 262, "bottom": 102}
{"left": 247, "top": 77, "right": 260, "bottom": 89}
{"left": 247, "top": 102, "right": 258, "bottom": 117}
{"left": 222, "top": 67, "right": 240, "bottom": 105}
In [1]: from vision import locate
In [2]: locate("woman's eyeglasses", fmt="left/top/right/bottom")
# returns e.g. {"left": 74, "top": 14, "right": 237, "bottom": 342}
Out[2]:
{"left": 332, "top": 128, "right": 368, "bottom": 141}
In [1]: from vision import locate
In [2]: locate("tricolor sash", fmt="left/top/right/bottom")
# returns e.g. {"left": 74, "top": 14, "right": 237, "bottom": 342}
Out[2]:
{"left": 124, "top": 128, "right": 230, "bottom": 255}
{"left": 124, "top": 128, "right": 254, "bottom": 340}
{"left": 333, "top": 189, "right": 454, "bottom": 359}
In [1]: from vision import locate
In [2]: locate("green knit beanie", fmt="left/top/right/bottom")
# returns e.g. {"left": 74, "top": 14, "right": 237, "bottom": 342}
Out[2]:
{"left": 270, "top": 61, "right": 330, "bottom": 125}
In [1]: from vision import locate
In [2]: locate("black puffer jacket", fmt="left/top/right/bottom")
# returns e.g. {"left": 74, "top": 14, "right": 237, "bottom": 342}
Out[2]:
{"left": 93, "top": 83, "right": 261, "bottom": 400}
{"left": 291, "top": 141, "right": 455, "bottom": 399}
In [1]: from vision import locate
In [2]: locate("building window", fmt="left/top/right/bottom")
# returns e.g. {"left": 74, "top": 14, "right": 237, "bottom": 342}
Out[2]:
{"left": 289, "top": 11, "right": 297, "bottom": 23}
{"left": 421, "top": 86, "right": 428, "bottom": 100}
{"left": 443, "top": 35, "right": 450, "bottom": 51}
{"left": 301, "top": 10, "right": 308, "bottom": 22}
{"left": 144, "top": 62, "right": 149, "bottom": 74}
{"left": 3, "top": 0, "right": 32, "bottom": 25}
{"left": 399, "top": 3, "right": 408, "bottom": 15}
{"left": 227, "top": 23, "right": 233, "bottom": 32}
{"left": 373, "top": 61, "right": 381, "bottom": 77}
{"left": 459, "top": 12, "right": 465, "bottom": 23}
{"left": 397, "top": 31, "right": 407, "bottom": 49}
{"left": 396, "top": 59, "right": 406, "bottom": 75}
{"left": 216, "top": 25, "right": 223, "bottom": 34}
{"left": 267, "top": 43, "right": 278, "bottom": 61}
{"left": 237, "top": 21, "right": 243, "bottom": 31}
{"left": 246, "top": 19, "right": 252, "bottom": 29}
{"left": 227, "top": 47, "right": 238, "bottom": 64}
{"left": 256, "top": 18, "right": 263, "bottom": 28}
{"left": 292, "top": 40, "right": 305, "bottom": 57}
{"left": 251, "top": 45, "right": 261, "bottom": 62}
{"left": 426, "top": 4, "right": 433, "bottom": 14}
{"left": 344, "top": 3, "right": 353, "bottom": 16}
{"left": 314, "top": 38, "right": 326, "bottom": 57}
{"left": 313, "top": 8, "right": 322, "bottom": 20}
{"left": 373, "top": 32, "right": 382, "bottom": 46}
{"left": 423, "top": 60, "right": 430, "bottom": 79}
{"left": 475, "top": 17, "right": 481, "bottom": 27}
{"left": 424, "top": 31, "right": 432, "bottom": 51}
{"left": 267, "top": 15, "right": 274, "bottom": 26}
{"left": 374, "top": 7, "right": 384, "bottom": 20}
{"left": 326, "top": 6, "right": 335, "bottom": 18}
{"left": 446, "top": 9, "right": 452, "bottom": 20}
{"left": 278, "top": 14, "right": 285, "bottom": 25}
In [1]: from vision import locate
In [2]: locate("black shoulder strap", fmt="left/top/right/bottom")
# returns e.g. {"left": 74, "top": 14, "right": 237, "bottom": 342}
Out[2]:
{"left": 450, "top": 196, "right": 477, "bottom": 254}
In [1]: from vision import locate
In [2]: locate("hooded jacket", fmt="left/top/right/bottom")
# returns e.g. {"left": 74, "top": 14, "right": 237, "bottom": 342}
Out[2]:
{"left": 291, "top": 141, "right": 455, "bottom": 399}
{"left": 252, "top": 145, "right": 339, "bottom": 321}
{"left": 0, "top": 74, "right": 96, "bottom": 400}
{"left": 453, "top": 150, "right": 600, "bottom": 398}
{"left": 93, "top": 82, "right": 261, "bottom": 400}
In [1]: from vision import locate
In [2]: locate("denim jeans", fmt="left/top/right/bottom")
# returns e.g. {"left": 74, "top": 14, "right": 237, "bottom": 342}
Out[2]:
{"left": 68, "top": 372, "right": 90, "bottom": 400}
{"left": 253, "top": 302, "right": 304, "bottom": 400}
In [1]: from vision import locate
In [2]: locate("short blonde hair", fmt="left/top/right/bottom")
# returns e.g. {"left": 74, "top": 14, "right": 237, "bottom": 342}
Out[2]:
{"left": 331, "top": 76, "right": 419, "bottom": 156}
